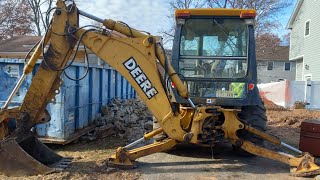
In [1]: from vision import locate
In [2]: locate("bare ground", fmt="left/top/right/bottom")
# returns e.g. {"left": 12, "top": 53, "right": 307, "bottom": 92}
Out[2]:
{"left": 138, "top": 143, "right": 301, "bottom": 180}
{"left": 0, "top": 136, "right": 141, "bottom": 180}
{"left": 1, "top": 109, "right": 319, "bottom": 180}
{"left": 267, "top": 109, "right": 320, "bottom": 147}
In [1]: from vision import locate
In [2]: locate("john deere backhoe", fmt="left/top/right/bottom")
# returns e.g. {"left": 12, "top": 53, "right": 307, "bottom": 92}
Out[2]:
{"left": 0, "top": 0, "right": 319, "bottom": 177}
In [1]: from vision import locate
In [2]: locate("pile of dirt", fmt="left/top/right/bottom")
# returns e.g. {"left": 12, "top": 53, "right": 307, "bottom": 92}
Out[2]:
{"left": 267, "top": 109, "right": 320, "bottom": 128}
{"left": 261, "top": 96, "right": 286, "bottom": 111}
{"left": 266, "top": 109, "right": 320, "bottom": 147}
{"left": 293, "top": 101, "right": 307, "bottom": 109}
{"left": 93, "top": 98, "right": 153, "bottom": 144}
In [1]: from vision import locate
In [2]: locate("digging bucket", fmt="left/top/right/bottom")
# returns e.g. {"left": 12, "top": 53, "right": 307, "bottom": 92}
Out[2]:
{"left": 0, "top": 134, "right": 71, "bottom": 176}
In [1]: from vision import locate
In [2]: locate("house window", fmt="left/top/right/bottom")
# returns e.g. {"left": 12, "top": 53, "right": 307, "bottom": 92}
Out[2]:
{"left": 305, "top": 21, "right": 310, "bottom": 36}
{"left": 284, "top": 62, "right": 291, "bottom": 71}
{"left": 267, "top": 62, "right": 273, "bottom": 71}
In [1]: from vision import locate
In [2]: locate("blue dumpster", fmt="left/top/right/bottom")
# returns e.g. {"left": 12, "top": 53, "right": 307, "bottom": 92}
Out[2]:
{"left": 0, "top": 58, "right": 136, "bottom": 144}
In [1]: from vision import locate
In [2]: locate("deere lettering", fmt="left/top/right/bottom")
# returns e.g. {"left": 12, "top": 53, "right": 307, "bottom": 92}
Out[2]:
{"left": 124, "top": 58, "right": 158, "bottom": 99}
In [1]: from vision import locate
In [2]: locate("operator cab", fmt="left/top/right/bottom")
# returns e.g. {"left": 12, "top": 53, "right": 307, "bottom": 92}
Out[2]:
{"left": 171, "top": 9, "right": 260, "bottom": 106}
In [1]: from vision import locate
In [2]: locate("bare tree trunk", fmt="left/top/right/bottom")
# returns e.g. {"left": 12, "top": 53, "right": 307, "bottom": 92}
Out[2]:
{"left": 27, "top": 0, "right": 53, "bottom": 36}
{"left": 223, "top": 0, "right": 227, "bottom": 8}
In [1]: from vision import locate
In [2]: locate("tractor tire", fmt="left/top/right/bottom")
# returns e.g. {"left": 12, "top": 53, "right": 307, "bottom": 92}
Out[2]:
{"left": 233, "top": 100, "right": 267, "bottom": 156}
{"left": 152, "top": 116, "right": 168, "bottom": 142}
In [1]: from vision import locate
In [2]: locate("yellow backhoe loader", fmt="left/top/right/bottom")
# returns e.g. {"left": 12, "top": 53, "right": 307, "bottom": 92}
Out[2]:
{"left": 0, "top": 0, "right": 319, "bottom": 177}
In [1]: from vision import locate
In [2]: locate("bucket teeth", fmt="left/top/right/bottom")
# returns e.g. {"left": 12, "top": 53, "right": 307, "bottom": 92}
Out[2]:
{"left": 51, "top": 158, "right": 73, "bottom": 170}
{"left": 55, "top": 159, "right": 73, "bottom": 166}
{"left": 0, "top": 134, "right": 71, "bottom": 176}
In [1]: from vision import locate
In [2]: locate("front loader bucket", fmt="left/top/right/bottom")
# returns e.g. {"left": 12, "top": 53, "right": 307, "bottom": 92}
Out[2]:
{"left": 0, "top": 135, "right": 71, "bottom": 176}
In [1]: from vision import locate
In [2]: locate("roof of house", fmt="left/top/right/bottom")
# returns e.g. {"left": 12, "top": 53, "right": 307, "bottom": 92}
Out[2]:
{"left": 0, "top": 36, "right": 86, "bottom": 60}
{"left": 287, "top": 0, "right": 304, "bottom": 29}
{"left": 0, "top": 31, "right": 132, "bottom": 53}
{"left": 256, "top": 46, "right": 289, "bottom": 61}
{"left": 0, "top": 36, "right": 289, "bottom": 62}
{"left": 0, "top": 36, "right": 41, "bottom": 52}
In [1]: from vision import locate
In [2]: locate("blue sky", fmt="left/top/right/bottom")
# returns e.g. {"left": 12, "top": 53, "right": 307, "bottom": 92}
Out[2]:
{"left": 77, "top": 0, "right": 297, "bottom": 41}
{"left": 277, "top": 0, "right": 296, "bottom": 37}
{"left": 77, "top": 0, "right": 171, "bottom": 35}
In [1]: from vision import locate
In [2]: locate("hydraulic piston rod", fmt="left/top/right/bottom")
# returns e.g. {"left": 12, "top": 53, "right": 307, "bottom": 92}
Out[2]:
{"left": 2, "top": 31, "right": 51, "bottom": 110}
{"left": 78, "top": 10, "right": 104, "bottom": 23}
{"left": 2, "top": 75, "right": 27, "bottom": 109}
{"left": 124, "top": 128, "right": 164, "bottom": 149}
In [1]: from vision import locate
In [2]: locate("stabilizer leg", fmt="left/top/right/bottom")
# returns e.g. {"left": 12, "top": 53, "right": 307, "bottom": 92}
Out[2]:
{"left": 238, "top": 140, "right": 320, "bottom": 177}
{"left": 108, "top": 128, "right": 177, "bottom": 168}
{"left": 220, "top": 108, "right": 320, "bottom": 177}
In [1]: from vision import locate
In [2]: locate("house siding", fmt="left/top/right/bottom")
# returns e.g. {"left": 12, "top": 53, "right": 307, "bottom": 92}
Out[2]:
{"left": 289, "top": 0, "right": 320, "bottom": 81}
{"left": 296, "top": 59, "right": 303, "bottom": 80}
{"left": 257, "top": 61, "right": 296, "bottom": 83}
{"left": 290, "top": 1, "right": 305, "bottom": 59}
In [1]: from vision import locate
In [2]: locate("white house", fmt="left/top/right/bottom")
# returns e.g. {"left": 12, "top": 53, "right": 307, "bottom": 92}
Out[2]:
{"left": 287, "top": 0, "right": 320, "bottom": 81}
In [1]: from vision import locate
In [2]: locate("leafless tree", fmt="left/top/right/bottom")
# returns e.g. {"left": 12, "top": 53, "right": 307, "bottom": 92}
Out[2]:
{"left": 160, "top": 0, "right": 208, "bottom": 45}
{"left": 255, "top": 32, "right": 281, "bottom": 52}
{"left": 0, "top": 0, "right": 33, "bottom": 40}
{"left": 207, "top": 0, "right": 292, "bottom": 37}
{"left": 27, "top": 0, "right": 54, "bottom": 36}
{"left": 170, "top": 0, "right": 207, "bottom": 9}
{"left": 162, "top": 0, "right": 291, "bottom": 48}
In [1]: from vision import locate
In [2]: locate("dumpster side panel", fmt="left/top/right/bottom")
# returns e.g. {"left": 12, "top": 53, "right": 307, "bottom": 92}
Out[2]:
{"left": 0, "top": 59, "right": 136, "bottom": 143}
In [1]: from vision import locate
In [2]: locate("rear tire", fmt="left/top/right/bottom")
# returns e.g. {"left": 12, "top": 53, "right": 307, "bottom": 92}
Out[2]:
{"left": 233, "top": 100, "right": 267, "bottom": 156}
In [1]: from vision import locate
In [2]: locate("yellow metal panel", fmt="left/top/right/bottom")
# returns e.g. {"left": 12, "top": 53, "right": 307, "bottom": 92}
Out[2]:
{"left": 0, "top": 122, "right": 7, "bottom": 140}
{"left": 175, "top": 8, "right": 256, "bottom": 17}
{"left": 77, "top": 29, "right": 187, "bottom": 141}
{"left": 19, "top": 1, "right": 79, "bottom": 126}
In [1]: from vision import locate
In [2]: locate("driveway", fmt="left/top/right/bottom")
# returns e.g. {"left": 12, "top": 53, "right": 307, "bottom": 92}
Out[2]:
{"left": 138, "top": 143, "right": 305, "bottom": 180}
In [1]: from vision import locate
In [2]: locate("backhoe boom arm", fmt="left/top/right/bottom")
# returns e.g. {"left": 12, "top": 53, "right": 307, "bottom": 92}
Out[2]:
{"left": 73, "top": 27, "right": 188, "bottom": 141}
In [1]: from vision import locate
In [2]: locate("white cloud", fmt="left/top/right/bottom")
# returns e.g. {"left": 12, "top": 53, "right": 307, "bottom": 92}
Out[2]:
{"left": 77, "top": 0, "right": 171, "bottom": 36}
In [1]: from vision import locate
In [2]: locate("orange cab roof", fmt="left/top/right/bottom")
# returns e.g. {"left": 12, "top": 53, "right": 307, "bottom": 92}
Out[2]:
{"left": 175, "top": 8, "right": 256, "bottom": 18}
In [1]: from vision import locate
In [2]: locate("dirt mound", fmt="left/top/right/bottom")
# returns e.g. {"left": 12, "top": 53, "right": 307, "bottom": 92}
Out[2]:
{"left": 261, "top": 96, "right": 286, "bottom": 111}
{"left": 266, "top": 109, "right": 320, "bottom": 148}
{"left": 267, "top": 109, "right": 320, "bottom": 128}
{"left": 293, "top": 101, "right": 307, "bottom": 109}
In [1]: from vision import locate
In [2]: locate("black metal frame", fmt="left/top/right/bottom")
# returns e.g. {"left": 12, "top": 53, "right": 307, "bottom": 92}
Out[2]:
{"left": 171, "top": 16, "right": 261, "bottom": 107}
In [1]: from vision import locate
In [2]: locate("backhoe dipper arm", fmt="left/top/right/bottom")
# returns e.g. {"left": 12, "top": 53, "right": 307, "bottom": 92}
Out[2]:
{"left": 0, "top": 1, "right": 82, "bottom": 176}
{"left": 0, "top": 0, "right": 79, "bottom": 131}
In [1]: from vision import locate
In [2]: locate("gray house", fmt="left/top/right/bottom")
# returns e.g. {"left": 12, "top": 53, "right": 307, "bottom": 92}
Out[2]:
{"left": 287, "top": 0, "right": 320, "bottom": 81}
{"left": 0, "top": 36, "right": 102, "bottom": 65}
{"left": 256, "top": 46, "right": 296, "bottom": 83}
